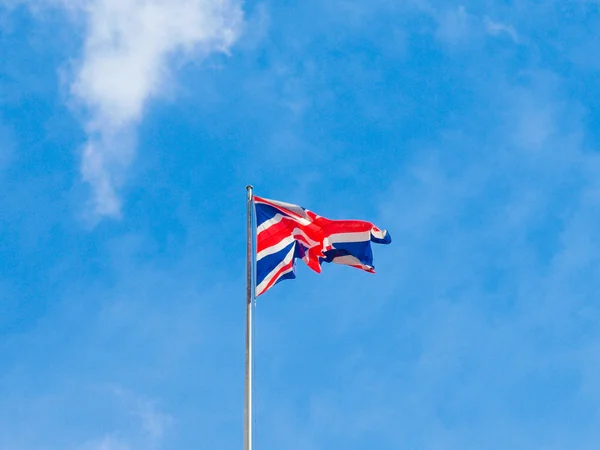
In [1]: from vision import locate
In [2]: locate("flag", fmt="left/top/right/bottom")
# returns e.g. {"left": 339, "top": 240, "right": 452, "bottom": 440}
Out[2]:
{"left": 254, "top": 196, "right": 391, "bottom": 297}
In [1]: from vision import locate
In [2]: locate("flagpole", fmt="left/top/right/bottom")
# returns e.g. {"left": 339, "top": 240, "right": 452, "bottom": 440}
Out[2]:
{"left": 244, "top": 185, "right": 254, "bottom": 450}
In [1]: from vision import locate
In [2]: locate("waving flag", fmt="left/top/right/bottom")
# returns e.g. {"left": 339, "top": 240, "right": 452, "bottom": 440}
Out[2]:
{"left": 254, "top": 196, "right": 391, "bottom": 297}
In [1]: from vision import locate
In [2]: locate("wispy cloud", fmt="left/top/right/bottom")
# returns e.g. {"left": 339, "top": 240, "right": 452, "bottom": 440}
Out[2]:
{"left": 5, "top": 0, "right": 243, "bottom": 218}
{"left": 79, "top": 387, "right": 172, "bottom": 450}
{"left": 431, "top": 5, "right": 520, "bottom": 47}
{"left": 369, "top": 69, "right": 600, "bottom": 448}
{"left": 484, "top": 16, "right": 518, "bottom": 42}
{"left": 72, "top": 0, "right": 243, "bottom": 218}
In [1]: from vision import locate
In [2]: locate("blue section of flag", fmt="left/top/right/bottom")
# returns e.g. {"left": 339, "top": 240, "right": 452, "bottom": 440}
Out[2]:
{"left": 255, "top": 203, "right": 281, "bottom": 228}
{"left": 321, "top": 241, "right": 374, "bottom": 266}
{"left": 370, "top": 232, "right": 392, "bottom": 245}
{"left": 255, "top": 240, "right": 296, "bottom": 288}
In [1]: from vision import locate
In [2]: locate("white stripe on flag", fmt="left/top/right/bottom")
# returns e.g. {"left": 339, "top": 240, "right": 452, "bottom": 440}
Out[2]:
{"left": 256, "top": 235, "right": 296, "bottom": 260}
{"left": 256, "top": 214, "right": 285, "bottom": 235}
{"left": 258, "top": 198, "right": 311, "bottom": 220}
{"left": 324, "top": 231, "right": 371, "bottom": 246}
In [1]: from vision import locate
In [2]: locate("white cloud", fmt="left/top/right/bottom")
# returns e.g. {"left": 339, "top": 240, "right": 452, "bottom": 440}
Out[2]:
{"left": 129, "top": 393, "right": 172, "bottom": 442}
{"left": 79, "top": 387, "right": 173, "bottom": 450}
{"left": 5, "top": 0, "right": 243, "bottom": 217}
{"left": 431, "top": 5, "right": 520, "bottom": 48}
{"left": 71, "top": 0, "right": 243, "bottom": 217}
{"left": 484, "top": 17, "right": 518, "bottom": 42}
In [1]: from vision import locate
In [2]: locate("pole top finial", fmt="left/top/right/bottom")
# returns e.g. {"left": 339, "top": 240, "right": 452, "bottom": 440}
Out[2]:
{"left": 246, "top": 185, "right": 253, "bottom": 191}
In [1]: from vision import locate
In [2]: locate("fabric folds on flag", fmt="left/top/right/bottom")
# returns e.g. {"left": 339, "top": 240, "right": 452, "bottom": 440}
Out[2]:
{"left": 254, "top": 196, "right": 391, "bottom": 297}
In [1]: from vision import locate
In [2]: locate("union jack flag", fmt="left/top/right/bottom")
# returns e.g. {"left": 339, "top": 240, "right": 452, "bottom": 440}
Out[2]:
{"left": 254, "top": 196, "right": 391, "bottom": 297}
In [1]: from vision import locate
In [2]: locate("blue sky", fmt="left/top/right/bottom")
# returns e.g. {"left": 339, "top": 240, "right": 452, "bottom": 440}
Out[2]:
{"left": 1, "top": 0, "right": 600, "bottom": 448}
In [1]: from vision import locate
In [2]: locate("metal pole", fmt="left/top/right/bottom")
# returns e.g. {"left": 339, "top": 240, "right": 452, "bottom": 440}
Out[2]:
{"left": 244, "top": 185, "right": 254, "bottom": 450}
